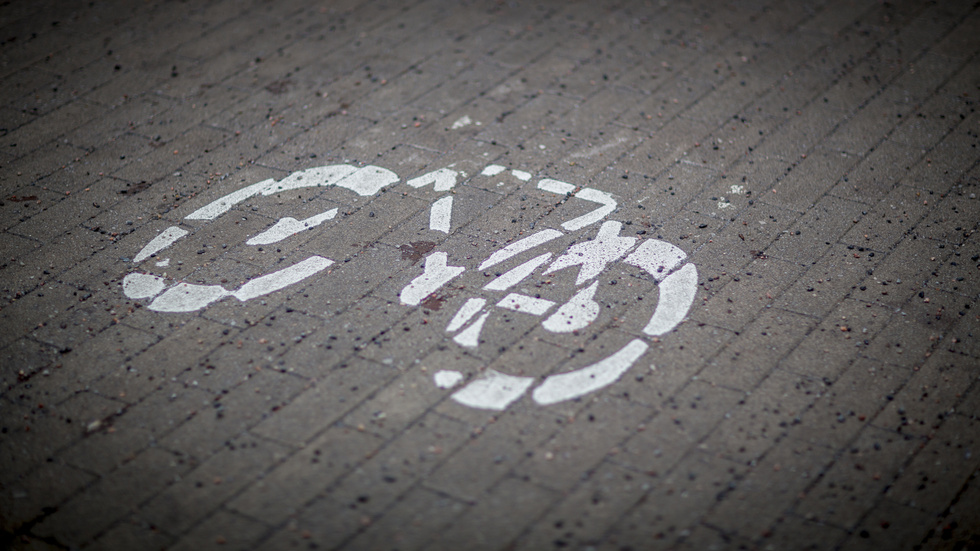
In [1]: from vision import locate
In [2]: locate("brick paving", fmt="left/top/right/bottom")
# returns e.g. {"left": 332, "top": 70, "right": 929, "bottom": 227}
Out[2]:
{"left": 1, "top": 0, "right": 978, "bottom": 550}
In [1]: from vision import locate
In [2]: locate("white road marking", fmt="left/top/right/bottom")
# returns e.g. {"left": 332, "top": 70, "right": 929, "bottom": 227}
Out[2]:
{"left": 453, "top": 311, "right": 489, "bottom": 348}
{"left": 538, "top": 178, "right": 574, "bottom": 195}
{"left": 399, "top": 252, "right": 465, "bottom": 306}
{"left": 150, "top": 283, "right": 230, "bottom": 312}
{"left": 478, "top": 229, "right": 562, "bottom": 270}
{"left": 407, "top": 167, "right": 457, "bottom": 192}
{"left": 187, "top": 165, "right": 395, "bottom": 221}
{"left": 434, "top": 370, "right": 464, "bottom": 388}
{"left": 623, "top": 239, "right": 687, "bottom": 282}
{"left": 532, "top": 339, "right": 649, "bottom": 405}
{"left": 483, "top": 252, "right": 552, "bottom": 291}
{"left": 232, "top": 256, "right": 334, "bottom": 301}
{"left": 545, "top": 221, "right": 636, "bottom": 285}
{"left": 335, "top": 165, "right": 399, "bottom": 196}
{"left": 512, "top": 169, "right": 531, "bottom": 181}
{"left": 262, "top": 165, "right": 358, "bottom": 195}
{"left": 642, "top": 262, "right": 698, "bottom": 336}
{"left": 451, "top": 116, "right": 472, "bottom": 129}
{"left": 446, "top": 298, "right": 486, "bottom": 332}
{"left": 481, "top": 164, "right": 506, "bottom": 177}
{"left": 186, "top": 179, "right": 275, "bottom": 220}
{"left": 450, "top": 369, "right": 534, "bottom": 410}
{"left": 134, "top": 226, "right": 188, "bottom": 262}
{"left": 122, "top": 273, "right": 167, "bottom": 299}
{"left": 562, "top": 187, "right": 617, "bottom": 231}
{"left": 542, "top": 280, "right": 599, "bottom": 333}
{"left": 246, "top": 208, "right": 338, "bottom": 245}
{"left": 145, "top": 256, "right": 334, "bottom": 312}
{"left": 496, "top": 293, "right": 555, "bottom": 315}
{"left": 429, "top": 196, "right": 453, "bottom": 233}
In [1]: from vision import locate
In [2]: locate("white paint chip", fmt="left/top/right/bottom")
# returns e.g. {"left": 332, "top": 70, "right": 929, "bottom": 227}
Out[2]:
{"left": 533, "top": 339, "right": 648, "bottom": 405}
{"left": 434, "top": 370, "right": 464, "bottom": 389}
{"left": 134, "top": 226, "right": 188, "bottom": 262}
{"left": 482, "top": 164, "right": 506, "bottom": 177}
{"left": 537, "top": 178, "right": 575, "bottom": 195}
{"left": 642, "top": 262, "right": 697, "bottom": 336}
{"left": 400, "top": 252, "right": 465, "bottom": 306}
{"left": 451, "top": 116, "right": 472, "bottom": 129}
{"left": 483, "top": 252, "right": 552, "bottom": 291}
{"left": 511, "top": 169, "right": 531, "bottom": 181}
{"left": 496, "top": 293, "right": 555, "bottom": 316}
{"left": 478, "top": 229, "right": 562, "bottom": 270}
{"left": 246, "top": 208, "right": 338, "bottom": 245}
{"left": 451, "top": 369, "right": 534, "bottom": 410}
{"left": 542, "top": 280, "right": 599, "bottom": 333}
{"left": 429, "top": 196, "right": 453, "bottom": 233}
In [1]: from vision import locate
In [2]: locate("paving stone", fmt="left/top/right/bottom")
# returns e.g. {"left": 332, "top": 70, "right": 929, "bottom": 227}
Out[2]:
{"left": 885, "top": 413, "right": 980, "bottom": 516}
{"left": 706, "top": 436, "right": 837, "bottom": 540}
{"left": 0, "top": 461, "right": 94, "bottom": 532}
{"left": 339, "top": 486, "right": 466, "bottom": 551}
{"left": 795, "top": 425, "right": 919, "bottom": 530}
{"left": 871, "top": 349, "right": 978, "bottom": 438}
{"left": 166, "top": 509, "right": 269, "bottom": 551}
{"left": 424, "top": 476, "right": 558, "bottom": 551}
{"left": 250, "top": 357, "right": 397, "bottom": 447}
{"left": 788, "top": 356, "right": 909, "bottom": 451}
{"left": 839, "top": 182, "right": 932, "bottom": 252}
{"left": 511, "top": 460, "right": 654, "bottom": 551}
{"left": 156, "top": 369, "right": 306, "bottom": 462}
{"left": 425, "top": 404, "right": 566, "bottom": 502}
{"left": 775, "top": 245, "right": 879, "bottom": 318}
{"left": 836, "top": 496, "right": 939, "bottom": 551}
{"left": 616, "top": 381, "right": 744, "bottom": 478}
{"left": 701, "top": 369, "right": 825, "bottom": 466}
{"left": 30, "top": 446, "right": 189, "bottom": 545}
{"left": 916, "top": 470, "right": 980, "bottom": 551}
{"left": 1, "top": 392, "right": 115, "bottom": 484}
{"left": 760, "top": 514, "right": 849, "bottom": 551}
{"left": 691, "top": 258, "right": 805, "bottom": 332}
{"left": 137, "top": 433, "right": 287, "bottom": 538}
{"left": 84, "top": 517, "right": 176, "bottom": 551}
{"left": 290, "top": 412, "right": 471, "bottom": 550}
{"left": 226, "top": 425, "right": 381, "bottom": 527}
{"left": 699, "top": 308, "right": 817, "bottom": 391}
{"left": 779, "top": 298, "right": 893, "bottom": 381}
{"left": 603, "top": 450, "right": 751, "bottom": 549}
{"left": 514, "top": 395, "right": 653, "bottom": 492}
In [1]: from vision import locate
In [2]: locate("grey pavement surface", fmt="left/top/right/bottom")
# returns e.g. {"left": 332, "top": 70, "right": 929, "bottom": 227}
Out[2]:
{"left": 1, "top": 0, "right": 979, "bottom": 549}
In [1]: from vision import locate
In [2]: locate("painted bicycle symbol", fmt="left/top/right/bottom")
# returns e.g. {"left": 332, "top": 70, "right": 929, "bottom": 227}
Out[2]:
{"left": 121, "top": 163, "right": 697, "bottom": 410}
